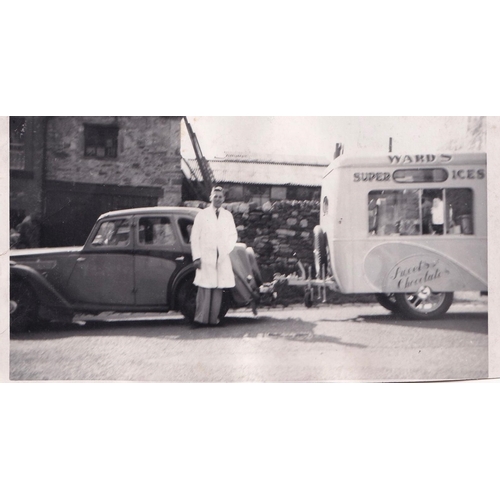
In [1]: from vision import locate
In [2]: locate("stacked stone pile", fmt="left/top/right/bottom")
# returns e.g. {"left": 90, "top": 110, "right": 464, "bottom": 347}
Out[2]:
{"left": 226, "top": 200, "right": 320, "bottom": 281}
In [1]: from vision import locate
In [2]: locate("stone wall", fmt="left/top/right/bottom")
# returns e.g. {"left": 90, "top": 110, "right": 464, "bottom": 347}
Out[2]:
{"left": 184, "top": 199, "right": 378, "bottom": 305}
{"left": 231, "top": 200, "right": 319, "bottom": 282}
{"left": 185, "top": 199, "right": 320, "bottom": 281}
{"left": 45, "top": 116, "right": 183, "bottom": 205}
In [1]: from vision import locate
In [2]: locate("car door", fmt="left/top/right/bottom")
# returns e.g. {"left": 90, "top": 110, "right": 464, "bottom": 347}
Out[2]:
{"left": 66, "top": 217, "right": 135, "bottom": 306}
{"left": 133, "top": 214, "right": 187, "bottom": 306}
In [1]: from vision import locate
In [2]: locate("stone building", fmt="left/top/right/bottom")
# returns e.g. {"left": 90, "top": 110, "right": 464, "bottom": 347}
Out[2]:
{"left": 10, "top": 117, "right": 46, "bottom": 233}
{"left": 10, "top": 116, "right": 183, "bottom": 247}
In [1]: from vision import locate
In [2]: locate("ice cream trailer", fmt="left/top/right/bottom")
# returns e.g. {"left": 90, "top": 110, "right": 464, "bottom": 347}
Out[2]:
{"left": 311, "top": 151, "right": 487, "bottom": 319}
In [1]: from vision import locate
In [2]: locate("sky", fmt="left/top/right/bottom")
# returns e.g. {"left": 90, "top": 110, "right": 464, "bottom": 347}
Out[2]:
{"left": 181, "top": 116, "right": 477, "bottom": 162}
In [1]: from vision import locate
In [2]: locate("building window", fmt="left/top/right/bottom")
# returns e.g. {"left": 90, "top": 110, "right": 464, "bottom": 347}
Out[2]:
{"left": 243, "top": 185, "right": 270, "bottom": 206}
{"left": 10, "top": 116, "right": 26, "bottom": 170}
{"left": 225, "top": 185, "right": 244, "bottom": 202}
{"left": 287, "top": 186, "right": 316, "bottom": 200}
{"left": 271, "top": 186, "right": 287, "bottom": 200}
{"left": 84, "top": 124, "right": 118, "bottom": 158}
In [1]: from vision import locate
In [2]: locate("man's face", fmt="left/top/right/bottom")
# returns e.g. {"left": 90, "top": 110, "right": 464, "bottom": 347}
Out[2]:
{"left": 211, "top": 191, "right": 224, "bottom": 208}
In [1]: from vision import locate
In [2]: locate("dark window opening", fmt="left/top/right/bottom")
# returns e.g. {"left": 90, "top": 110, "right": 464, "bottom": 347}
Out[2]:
{"left": 177, "top": 218, "right": 194, "bottom": 244}
{"left": 243, "top": 185, "right": 270, "bottom": 205}
{"left": 445, "top": 189, "right": 473, "bottom": 235}
{"left": 84, "top": 124, "right": 118, "bottom": 158}
{"left": 287, "top": 186, "right": 317, "bottom": 201}
{"left": 138, "top": 217, "right": 176, "bottom": 246}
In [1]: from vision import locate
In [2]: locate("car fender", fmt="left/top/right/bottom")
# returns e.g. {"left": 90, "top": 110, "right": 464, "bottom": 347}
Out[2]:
{"left": 10, "top": 262, "right": 73, "bottom": 313}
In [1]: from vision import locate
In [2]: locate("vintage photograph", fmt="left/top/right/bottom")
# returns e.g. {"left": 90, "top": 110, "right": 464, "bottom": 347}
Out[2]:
{"left": 8, "top": 116, "right": 488, "bottom": 381}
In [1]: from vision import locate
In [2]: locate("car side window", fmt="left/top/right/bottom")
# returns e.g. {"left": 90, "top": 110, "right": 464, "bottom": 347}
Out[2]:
{"left": 91, "top": 219, "right": 131, "bottom": 247}
{"left": 177, "top": 218, "right": 194, "bottom": 244}
{"left": 138, "top": 217, "right": 177, "bottom": 246}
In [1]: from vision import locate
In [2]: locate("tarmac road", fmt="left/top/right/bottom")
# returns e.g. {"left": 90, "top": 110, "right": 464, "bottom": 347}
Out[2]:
{"left": 9, "top": 300, "right": 488, "bottom": 382}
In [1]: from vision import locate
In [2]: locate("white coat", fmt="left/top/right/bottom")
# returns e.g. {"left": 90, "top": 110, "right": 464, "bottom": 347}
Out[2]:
{"left": 191, "top": 205, "right": 238, "bottom": 288}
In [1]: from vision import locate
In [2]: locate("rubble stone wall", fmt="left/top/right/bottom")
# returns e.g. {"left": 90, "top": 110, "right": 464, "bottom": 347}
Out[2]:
{"left": 184, "top": 199, "right": 377, "bottom": 305}
{"left": 230, "top": 200, "right": 319, "bottom": 282}
{"left": 185, "top": 199, "right": 320, "bottom": 281}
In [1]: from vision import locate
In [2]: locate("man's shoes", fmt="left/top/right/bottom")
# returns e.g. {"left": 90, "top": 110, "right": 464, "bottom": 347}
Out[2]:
{"left": 190, "top": 321, "right": 204, "bottom": 329}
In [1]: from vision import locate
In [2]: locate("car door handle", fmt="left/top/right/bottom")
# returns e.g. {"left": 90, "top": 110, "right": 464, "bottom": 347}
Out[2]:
{"left": 175, "top": 256, "right": 185, "bottom": 261}
{"left": 77, "top": 257, "right": 86, "bottom": 262}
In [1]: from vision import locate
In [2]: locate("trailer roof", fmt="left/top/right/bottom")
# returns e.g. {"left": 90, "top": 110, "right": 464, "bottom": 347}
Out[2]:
{"left": 326, "top": 152, "right": 486, "bottom": 175}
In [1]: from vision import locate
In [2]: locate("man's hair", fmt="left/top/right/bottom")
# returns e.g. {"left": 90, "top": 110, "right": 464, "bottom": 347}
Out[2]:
{"left": 211, "top": 186, "right": 224, "bottom": 195}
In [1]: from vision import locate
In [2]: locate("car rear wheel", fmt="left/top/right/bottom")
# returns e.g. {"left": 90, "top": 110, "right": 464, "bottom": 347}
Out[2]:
{"left": 178, "top": 279, "right": 197, "bottom": 322}
{"left": 178, "top": 280, "right": 232, "bottom": 323}
{"left": 394, "top": 289, "right": 454, "bottom": 320}
{"left": 10, "top": 281, "right": 38, "bottom": 333}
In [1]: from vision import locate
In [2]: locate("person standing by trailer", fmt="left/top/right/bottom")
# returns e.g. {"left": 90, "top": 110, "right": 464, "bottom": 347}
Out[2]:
{"left": 191, "top": 186, "right": 238, "bottom": 325}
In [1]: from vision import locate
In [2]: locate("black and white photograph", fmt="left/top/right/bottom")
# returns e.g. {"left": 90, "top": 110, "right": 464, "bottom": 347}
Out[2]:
{"left": 1, "top": 6, "right": 499, "bottom": 499}
{"left": 6, "top": 116, "right": 489, "bottom": 381}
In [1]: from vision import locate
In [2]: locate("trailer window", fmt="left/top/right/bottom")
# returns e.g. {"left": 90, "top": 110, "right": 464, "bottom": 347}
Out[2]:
{"left": 445, "top": 188, "right": 473, "bottom": 235}
{"left": 369, "top": 190, "right": 420, "bottom": 235}
{"left": 368, "top": 188, "right": 473, "bottom": 236}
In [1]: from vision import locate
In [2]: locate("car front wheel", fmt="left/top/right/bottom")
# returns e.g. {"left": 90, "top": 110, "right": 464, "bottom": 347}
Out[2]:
{"left": 10, "top": 280, "right": 38, "bottom": 333}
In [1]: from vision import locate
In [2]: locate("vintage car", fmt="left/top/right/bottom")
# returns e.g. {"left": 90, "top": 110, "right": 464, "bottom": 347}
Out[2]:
{"left": 10, "top": 207, "right": 273, "bottom": 332}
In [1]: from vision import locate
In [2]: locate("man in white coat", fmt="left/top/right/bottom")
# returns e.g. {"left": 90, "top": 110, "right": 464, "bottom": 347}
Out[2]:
{"left": 190, "top": 186, "right": 238, "bottom": 325}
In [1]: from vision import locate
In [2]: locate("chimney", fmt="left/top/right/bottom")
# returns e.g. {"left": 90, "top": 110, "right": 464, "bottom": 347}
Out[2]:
{"left": 334, "top": 143, "right": 344, "bottom": 159}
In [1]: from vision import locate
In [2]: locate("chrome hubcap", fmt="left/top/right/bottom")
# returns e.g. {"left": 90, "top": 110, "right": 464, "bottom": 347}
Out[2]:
{"left": 416, "top": 286, "right": 432, "bottom": 301}
{"left": 406, "top": 287, "right": 445, "bottom": 312}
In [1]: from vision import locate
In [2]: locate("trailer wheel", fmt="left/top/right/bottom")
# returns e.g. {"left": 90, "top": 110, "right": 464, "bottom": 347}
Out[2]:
{"left": 313, "top": 226, "right": 327, "bottom": 279}
{"left": 375, "top": 293, "right": 399, "bottom": 313}
{"left": 394, "top": 289, "right": 454, "bottom": 320}
{"left": 246, "top": 247, "right": 263, "bottom": 287}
